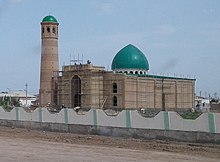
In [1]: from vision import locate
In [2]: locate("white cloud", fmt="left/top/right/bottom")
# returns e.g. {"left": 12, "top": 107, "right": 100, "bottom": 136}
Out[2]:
{"left": 151, "top": 42, "right": 170, "bottom": 49}
{"left": 153, "top": 25, "right": 177, "bottom": 35}
{"left": 0, "top": 0, "right": 25, "bottom": 16}
{"left": 202, "top": 8, "right": 215, "bottom": 14}
{"left": 9, "top": 0, "right": 23, "bottom": 4}
{"left": 198, "top": 23, "right": 220, "bottom": 37}
{"left": 212, "top": 23, "right": 220, "bottom": 33}
{"left": 99, "top": 2, "right": 114, "bottom": 14}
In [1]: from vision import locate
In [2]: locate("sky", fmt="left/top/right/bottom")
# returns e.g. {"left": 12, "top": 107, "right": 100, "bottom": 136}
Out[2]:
{"left": 0, "top": 0, "right": 220, "bottom": 97}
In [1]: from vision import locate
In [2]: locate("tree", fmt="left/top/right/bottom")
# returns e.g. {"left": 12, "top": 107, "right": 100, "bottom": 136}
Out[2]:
{"left": 0, "top": 96, "right": 21, "bottom": 111}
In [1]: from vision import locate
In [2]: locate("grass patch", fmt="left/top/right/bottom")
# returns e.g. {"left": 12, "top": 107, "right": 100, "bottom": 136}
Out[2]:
{"left": 138, "top": 109, "right": 160, "bottom": 118}
{"left": 178, "top": 111, "right": 202, "bottom": 120}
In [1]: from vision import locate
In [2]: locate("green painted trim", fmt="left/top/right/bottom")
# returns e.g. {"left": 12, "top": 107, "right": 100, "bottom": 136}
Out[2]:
{"left": 126, "top": 74, "right": 196, "bottom": 81}
{"left": 126, "top": 110, "right": 131, "bottom": 128}
{"left": 93, "top": 110, "right": 97, "bottom": 126}
{"left": 163, "top": 111, "right": 169, "bottom": 130}
{"left": 64, "top": 108, "right": 68, "bottom": 124}
{"left": 39, "top": 108, "right": 42, "bottom": 122}
{"left": 208, "top": 113, "right": 215, "bottom": 133}
{"left": 15, "top": 108, "right": 19, "bottom": 120}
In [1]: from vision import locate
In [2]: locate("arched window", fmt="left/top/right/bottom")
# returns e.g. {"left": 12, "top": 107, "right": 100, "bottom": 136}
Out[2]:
{"left": 47, "top": 27, "right": 50, "bottom": 33}
{"left": 124, "top": 71, "right": 127, "bottom": 74}
{"left": 140, "top": 71, "right": 143, "bottom": 74}
{"left": 130, "top": 71, "right": 133, "bottom": 74}
{"left": 42, "top": 27, "right": 45, "bottom": 33}
{"left": 135, "top": 71, "right": 138, "bottom": 74}
{"left": 52, "top": 27, "right": 56, "bottom": 34}
{"left": 113, "top": 96, "right": 117, "bottom": 106}
{"left": 71, "top": 75, "right": 81, "bottom": 108}
{"left": 74, "top": 94, "right": 81, "bottom": 107}
{"left": 113, "top": 83, "right": 117, "bottom": 93}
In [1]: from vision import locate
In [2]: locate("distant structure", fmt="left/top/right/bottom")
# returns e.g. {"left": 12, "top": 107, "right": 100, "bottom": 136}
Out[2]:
{"left": 0, "top": 91, "right": 37, "bottom": 107}
{"left": 39, "top": 15, "right": 59, "bottom": 106}
{"left": 195, "top": 96, "right": 210, "bottom": 111}
{"left": 39, "top": 15, "right": 196, "bottom": 111}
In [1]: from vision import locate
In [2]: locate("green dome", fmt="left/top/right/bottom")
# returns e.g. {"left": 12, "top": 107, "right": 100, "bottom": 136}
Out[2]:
{"left": 111, "top": 44, "right": 149, "bottom": 71}
{"left": 42, "top": 15, "right": 58, "bottom": 23}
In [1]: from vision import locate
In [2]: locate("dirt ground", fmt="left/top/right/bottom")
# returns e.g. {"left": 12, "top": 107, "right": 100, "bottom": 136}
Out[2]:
{"left": 0, "top": 126, "right": 219, "bottom": 162}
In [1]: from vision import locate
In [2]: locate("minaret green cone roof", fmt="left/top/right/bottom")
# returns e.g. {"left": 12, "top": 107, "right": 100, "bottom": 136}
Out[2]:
{"left": 42, "top": 15, "right": 58, "bottom": 23}
{"left": 111, "top": 44, "right": 149, "bottom": 70}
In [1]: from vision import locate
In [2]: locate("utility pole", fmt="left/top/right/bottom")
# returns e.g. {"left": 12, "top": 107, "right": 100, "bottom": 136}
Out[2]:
{"left": 25, "top": 83, "right": 28, "bottom": 107}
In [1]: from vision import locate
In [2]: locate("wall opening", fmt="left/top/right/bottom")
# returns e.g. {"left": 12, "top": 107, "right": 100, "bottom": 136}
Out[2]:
{"left": 52, "top": 27, "right": 56, "bottom": 34}
{"left": 71, "top": 75, "right": 81, "bottom": 108}
{"left": 47, "top": 27, "right": 50, "bottom": 33}
{"left": 113, "top": 96, "right": 117, "bottom": 106}
{"left": 113, "top": 83, "right": 117, "bottom": 93}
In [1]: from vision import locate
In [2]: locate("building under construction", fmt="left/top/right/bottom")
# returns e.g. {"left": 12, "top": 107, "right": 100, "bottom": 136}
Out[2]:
{"left": 51, "top": 62, "right": 195, "bottom": 110}
{"left": 39, "top": 15, "right": 195, "bottom": 111}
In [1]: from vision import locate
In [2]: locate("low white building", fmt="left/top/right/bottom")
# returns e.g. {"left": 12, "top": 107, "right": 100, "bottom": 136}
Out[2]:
{"left": 0, "top": 91, "right": 37, "bottom": 107}
{"left": 195, "top": 96, "right": 210, "bottom": 112}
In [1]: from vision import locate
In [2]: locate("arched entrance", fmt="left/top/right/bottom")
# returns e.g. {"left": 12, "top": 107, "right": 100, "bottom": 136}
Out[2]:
{"left": 71, "top": 75, "right": 81, "bottom": 108}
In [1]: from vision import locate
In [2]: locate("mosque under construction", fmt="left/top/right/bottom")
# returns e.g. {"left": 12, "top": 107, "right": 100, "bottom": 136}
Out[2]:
{"left": 39, "top": 15, "right": 195, "bottom": 111}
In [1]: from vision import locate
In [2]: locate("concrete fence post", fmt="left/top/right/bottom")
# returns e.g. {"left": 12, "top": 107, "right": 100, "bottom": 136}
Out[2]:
{"left": 93, "top": 109, "right": 97, "bottom": 126}
{"left": 15, "top": 107, "right": 19, "bottom": 121}
{"left": 208, "top": 112, "right": 216, "bottom": 133}
{"left": 64, "top": 108, "right": 68, "bottom": 124}
{"left": 163, "top": 111, "right": 170, "bottom": 130}
{"left": 38, "top": 108, "right": 42, "bottom": 122}
{"left": 126, "top": 110, "right": 131, "bottom": 128}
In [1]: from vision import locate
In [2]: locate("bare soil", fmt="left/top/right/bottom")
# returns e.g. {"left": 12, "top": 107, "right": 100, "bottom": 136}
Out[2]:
{"left": 0, "top": 126, "right": 219, "bottom": 162}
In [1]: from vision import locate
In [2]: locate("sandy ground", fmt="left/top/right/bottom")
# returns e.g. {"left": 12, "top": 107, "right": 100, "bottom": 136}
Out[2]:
{"left": 0, "top": 126, "right": 219, "bottom": 162}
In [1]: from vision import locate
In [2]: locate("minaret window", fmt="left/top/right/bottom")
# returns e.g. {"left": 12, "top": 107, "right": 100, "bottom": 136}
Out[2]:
{"left": 113, "top": 96, "right": 117, "bottom": 106}
{"left": 47, "top": 27, "right": 50, "bottom": 33}
{"left": 42, "top": 27, "right": 44, "bottom": 33}
{"left": 113, "top": 83, "right": 117, "bottom": 93}
{"left": 52, "top": 27, "right": 56, "bottom": 34}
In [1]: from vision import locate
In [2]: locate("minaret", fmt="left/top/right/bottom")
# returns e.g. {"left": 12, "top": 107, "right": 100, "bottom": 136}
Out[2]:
{"left": 39, "top": 15, "right": 59, "bottom": 106}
